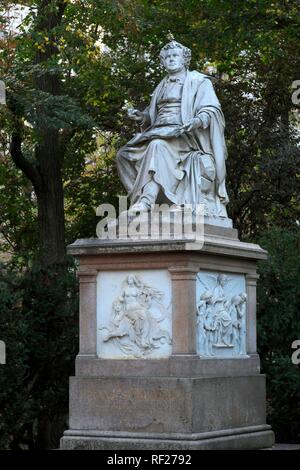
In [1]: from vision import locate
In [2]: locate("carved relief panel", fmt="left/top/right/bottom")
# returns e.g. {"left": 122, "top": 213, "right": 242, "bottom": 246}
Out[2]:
{"left": 196, "top": 271, "right": 247, "bottom": 357}
{"left": 97, "top": 270, "right": 172, "bottom": 359}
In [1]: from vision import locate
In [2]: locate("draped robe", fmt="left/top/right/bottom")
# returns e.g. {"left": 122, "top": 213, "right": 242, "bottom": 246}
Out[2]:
{"left": 116, "top": 70, "right": 229, "bottom": 213}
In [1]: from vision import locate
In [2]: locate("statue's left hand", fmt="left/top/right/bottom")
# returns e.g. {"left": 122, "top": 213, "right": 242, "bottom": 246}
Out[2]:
{"left": 127, "top": 108, "right": 144, "bottom": 122}
{"left": 181, "top": 117, "right": 202, "bottom": 132}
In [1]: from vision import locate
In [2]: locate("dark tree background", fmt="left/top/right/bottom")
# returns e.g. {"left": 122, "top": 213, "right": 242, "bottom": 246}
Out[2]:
{"left": 0, "top": 0, "right": 299, "bottom": 448}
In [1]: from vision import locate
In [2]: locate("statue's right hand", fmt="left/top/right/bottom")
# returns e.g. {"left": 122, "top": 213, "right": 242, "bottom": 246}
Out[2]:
{"left": 127, "top": 108, "right": 144, "bottom": 122}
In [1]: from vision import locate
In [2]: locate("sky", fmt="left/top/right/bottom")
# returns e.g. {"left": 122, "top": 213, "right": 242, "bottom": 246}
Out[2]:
{"left": 0, "top": 3, "right": 30, "bottom": 37}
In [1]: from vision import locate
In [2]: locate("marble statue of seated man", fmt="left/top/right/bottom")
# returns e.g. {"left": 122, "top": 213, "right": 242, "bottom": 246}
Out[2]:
{"left": 116, "top": 38, "right": 229, "bottom": 218}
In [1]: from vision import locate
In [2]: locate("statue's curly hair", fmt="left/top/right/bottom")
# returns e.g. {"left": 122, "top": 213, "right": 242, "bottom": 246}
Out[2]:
{"left": 159, "top": 40, "right": 191, "bottom": 68}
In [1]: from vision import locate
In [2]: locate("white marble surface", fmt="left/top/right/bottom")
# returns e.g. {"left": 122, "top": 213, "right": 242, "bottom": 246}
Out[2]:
{"left": 116, "top": 39, "right": 230, "bottom": 222}
{"left": 196, "top": 271, "right": 247, "bottom": 358}
{"left": 97, "top": 270, "right": 172, "bottom": 359}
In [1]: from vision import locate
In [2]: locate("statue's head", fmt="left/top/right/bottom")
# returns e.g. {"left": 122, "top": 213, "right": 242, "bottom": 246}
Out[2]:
{"left": 200, "top": 290, "right": 213, "bottom": 304}
{"left": 217, "top": 274, "right": 228, "bottom": 286}
{"left": 231, "top": 295, "right": 241, "bottom": 306}
{"left": 127, "top": 275, "right": 135, "bottom": 285}
{"left": 159, "top": 40, "right": 191, "bottom": 73}
{"left": 113, "top": 301, "right": 123, "bottom": 313}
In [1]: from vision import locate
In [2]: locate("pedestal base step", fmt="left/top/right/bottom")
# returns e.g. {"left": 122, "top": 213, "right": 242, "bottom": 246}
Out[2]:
{"left": 61, "top": 426, "right": 274, "bottom": 450}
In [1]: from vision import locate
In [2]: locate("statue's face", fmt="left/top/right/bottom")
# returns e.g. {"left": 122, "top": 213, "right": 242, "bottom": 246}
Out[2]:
{"left": 162, "top": 48, "right": 185, "bottom": 73}
{"left": 218, "top": 274, "right": 227, "bottom": 286}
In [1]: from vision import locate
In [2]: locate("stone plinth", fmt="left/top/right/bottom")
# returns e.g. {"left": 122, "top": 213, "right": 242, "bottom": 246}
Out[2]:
{"left": 60, "top": 225, "right": 274, "bottom": 450}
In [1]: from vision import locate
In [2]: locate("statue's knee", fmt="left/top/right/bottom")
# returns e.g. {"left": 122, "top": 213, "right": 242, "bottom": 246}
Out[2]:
{"left": 149, "top": 138, "right": 164, "bottom": 149}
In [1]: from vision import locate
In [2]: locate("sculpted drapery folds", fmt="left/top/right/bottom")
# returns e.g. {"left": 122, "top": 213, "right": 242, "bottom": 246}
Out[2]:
{"left": 116, "top": 40, "right": 229, "bottom": 219}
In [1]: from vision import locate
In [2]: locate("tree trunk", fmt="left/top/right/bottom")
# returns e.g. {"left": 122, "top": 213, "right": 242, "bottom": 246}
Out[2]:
{"left": 33, "top": 0, "right": 67, "bottom": 266}
{"left": 35, "top": 129, "right": 66, "bottom": 265}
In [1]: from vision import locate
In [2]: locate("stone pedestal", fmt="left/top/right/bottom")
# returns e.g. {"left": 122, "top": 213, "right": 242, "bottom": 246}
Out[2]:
{"left": 60, "top": 225, "right": 274, "bottom": 450}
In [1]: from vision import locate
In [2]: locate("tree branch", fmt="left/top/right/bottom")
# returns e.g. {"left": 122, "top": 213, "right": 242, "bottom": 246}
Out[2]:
{"left": 10, "top": 131, "right": 42, "bottom": 194}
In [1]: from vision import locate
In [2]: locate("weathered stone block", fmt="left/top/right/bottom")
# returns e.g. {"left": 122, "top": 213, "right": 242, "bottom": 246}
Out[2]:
{"left": 60, "top": 228, "right": 274, "bottom": 450}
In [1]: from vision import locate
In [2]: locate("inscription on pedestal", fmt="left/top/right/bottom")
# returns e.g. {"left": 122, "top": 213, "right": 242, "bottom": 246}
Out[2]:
{"left": 97, "top": 270, "right": 172, "bottom": 359}
{"left": 196, "top": 271, "right": 247, "bottom": 357}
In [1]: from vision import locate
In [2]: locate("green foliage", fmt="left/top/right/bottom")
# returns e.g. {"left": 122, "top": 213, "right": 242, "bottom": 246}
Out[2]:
{"left": 0, "top": 149, "right": 38, "bottom": 259}
{"left": 1, "top": 0, "right": 299, "bottom": 243}
{"left": 257, "top": 227, "right": 300, "bottom": 443}
{"left": 0, "top": 258, "right": 78, "bottom": 449}
{"left": 0, "top": 0, "right": 299, "bottom": 446}
{"left": 64, "top": 132, "right": 124, "bottom": 241}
